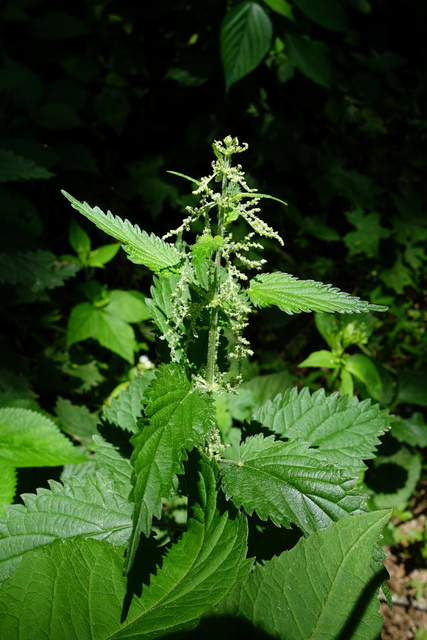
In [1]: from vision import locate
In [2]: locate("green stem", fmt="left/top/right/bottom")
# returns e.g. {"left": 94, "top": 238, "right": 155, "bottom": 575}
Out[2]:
{"left": 205, "top": 158, "right": 229, "bottom": 391}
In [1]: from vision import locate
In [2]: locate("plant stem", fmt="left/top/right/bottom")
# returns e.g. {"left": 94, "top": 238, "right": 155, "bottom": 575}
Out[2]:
{"left": 205, "top": 158, "right": 229, "bottom": 391}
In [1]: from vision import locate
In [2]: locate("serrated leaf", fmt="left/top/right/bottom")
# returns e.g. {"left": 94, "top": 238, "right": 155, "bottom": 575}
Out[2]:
{"left": 93, "top": 435, "right": 133, "bottom": 495}
{"left": 219, "top": 435, "right": 365, "bottom": 534}
{"left": 61, "top": 191, "right": 184, "bottom": 275}
{"left": 125, "top": 364, "right": 215, "bottom": 574}
{"left": 248, "top": 271, "right": 388, "bottom": 314}
{"left": 0, "top": 149, "right": 54, "bottom": 182}
{"left": 0, "top": 407, "right": 87, "bottom": 467}
{"left": 214, "top": 510, "right": 389, "bottom": 640}
{"left": 221, "top": 2, "right": 273, "bottom": 90}
{"left": 103, "top": 372, "right": 156, "bottom": 433}
{"left": 255, "top": 387, "right": 390, "bottom": 473}
{"left": 0, "top": 250, "right": 78, "bottom": 292}
{"left": 285, "top": 33, "right": 332, "bottom": 88}
{"left": 0, "top": 470, "right": 132, "bottom": 583}
{"left": 0, "top": 455, "right": 249, "bottom": 639}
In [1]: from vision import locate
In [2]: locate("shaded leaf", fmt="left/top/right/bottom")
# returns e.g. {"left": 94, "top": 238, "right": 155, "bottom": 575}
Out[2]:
{"left": 103, "top": 372, "right": 156, "bottom": 433}
{"left": 293, "top": 0, "right": 348, "bottom": 31}
{"left": 392, "top": 413, "right": 427, "bottom": 448}
{"left": 0, "top": 149, "right": 54, "bottom": 182}
{"left": 214, "top": 510, "right": 389, "bottom": 640}
{"left": 0, "top": 455, "right": 249, "bottom": 639}
{"left": 0, "top": 471, "right": 132, "bottom": 583}
{"left": 55, "top": 398, "right": 99, "bottom": 446}
{"left": 285, "top": 33, "right": 332, "bottom": 87}
{"left": 125, "top": 364, "right": 215, "bottom": 574}
{"left": 0, "top": 250, "right": 78, "bottom": 291}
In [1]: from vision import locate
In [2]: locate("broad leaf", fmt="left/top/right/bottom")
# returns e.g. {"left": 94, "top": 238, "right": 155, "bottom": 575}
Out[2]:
{"left": 0, "top": 471, "right": 132, "bottom": 583}
{"left": 299, "top": 349, "right": 338, "bottom": 368}
{"left": 214, "top": 510, "right": 389, "bottom": 640}
{"left": 392, "top": 413, "right": 427, "bottom": 448}
{"left": 67, "top": 302, "right": 137, "bottom": 363}
{"left": 0, "top": 407, "right": 87, "bottom": 467}
{"left": 263, "top": 0, "right": 293, "bottom": 19}
{"left": 219, "top": 435, "right": 365, "bottom": 534}
{"left": 105, "top": 290, "right": 150, "bottom": 323}
{"left": 125, "top": 364, "right": 215, "bottom": 573}
{"left": 255, "top": 387, "right": 390, "bottom": 473}
{"left": 55, "top": 397, "right": 99, "bottom": 446}
{"left": 0, "top": 149, "right": 54, "bottom": 182}
{"left": 93, "top": 435, "right": 133, "bottom": 496}
{"left": 285, "top": 33, "right": 332, "bottom": 88}
{"left": 103, "top": 372, "right": 156, "bottom": 433}
{"left": 345, "top": 353, "right": 382, "bottom": 401}
{"left": 248, "top": 271, "right": 388, "bottom": 314}
{"left": 0, "top": 455, "right": 250, "bottom": 639}
{"left": 293, "top": 0, "right": 347, "bottom": 31}
{"left": 0, "top": 250, "right": 78, "bottom": 292}
{"left": 220, "top": 2, "right": 272, "bottom": 90}
{"left": 87, "top": 242, "right": 120, "bottom": 267}
{"left": 61, "top": 191, "right": 183, "bottom": 274}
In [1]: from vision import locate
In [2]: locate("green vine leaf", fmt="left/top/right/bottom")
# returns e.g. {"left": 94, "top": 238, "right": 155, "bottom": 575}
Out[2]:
{"left": 0, "top": 470, "right": 133, "bottom": 583}
{"left": 61, "top": 191, "right": 184, "bottom": 275}
{"left": 219, "top": 435, "right": 365, "bottom": 535}
{"left": 124, "top": 364, "right": 215, "bottom": 574}
{"left": 255, "top": 387, "right": 391, "bottom": 474}
{"left": 0, "top": 455, "right": 250, "bottom": 639}
{"left": 214, "top": 510, "right": 390, "bottom": 640}
{"left": 248, "top": 272, "right": 388, "bottom": 314}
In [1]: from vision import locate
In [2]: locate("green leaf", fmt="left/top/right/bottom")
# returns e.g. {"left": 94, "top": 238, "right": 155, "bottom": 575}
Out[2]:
{"left": 299, "top": 349, "right": 338, "bottom": 368}
{"left": 240, "top": 370, "right": 294, "bottom": 409}
{"left": 0, "top": 408, "right": 87, "bottom": 467}
{"left": 221, "top": 2, "right": 273, "bottom": 90}
{"left": 0, "top": 149, "right": 54, "bottom": 182}
{"left": 34, "top": 101, "right": 82, "bottom": 129}
{"left": 0, "top": 470, "right": 132, "bottom": 583}
{"left": 262, "top": 0, "right": 294, "bottom": 19}
{"left": 219, "top": 435, "right": 366, "bottom": 534}
{"left": 315, "top": 311, "right": 374, "bottom": 350}
{"left": 369, "top": 447, "right": 422, "bottom": 509}
{"left": 0, "top": 455, "right": 249, "bottom": 639}
{"left": 285, "top": 33, "right": 332, "bottom": 88}
{"left": 61, "top": 191, "right": 183, "bottom": 274}
{"left": 380, "top": 253, "right": 415, "bottom": 294}
{"left": 87, "top": 242, "right": 120, "bottom": 267}
{"left": 345, "top": 353, "right": 382, "bottom": 401}
{"left": 392, "top": 413, "right": 427, "bottom": 448}
{"left": 255, "top": 387, "right": 390, "bottom": 474}
{"left": 0, "top": 250, "right": 78, "bottom": 292}
{"left": 214, "top": 510, "right": 389, "bottom": 640}
{"left": 0, "top": 465, "right": 16, "bottom": 515}
{"left": 340, "top": 367, "right": 354, "bottom": 397}
{"left": 344, "top": 209, "right": 390, "bottom": 257}
{"left": 293, "top": 0, "right": 348, "bottom": 31}
{"left": 93, "top": 435, "right": 132, "bottom": 496}
{"left": 69, "top": 218, "right": 91, "bottom": 256}
{"left": 105, "top": 290, "right": 150, "bottom": 323}
{"left": 94, "top": 87, "right": 130, "bottom": 134}
{"left": 125, "top": 364, "right": 215, "bottom": 574}
{"left": 102, "top": 372, "right": 156, "bottom": 433}
{"left": 67, "top": 302, "right": 137, "bottom": 363}
{"left": 55, "top": 398, "right": 99, "bottom": 446}
{"left": 248, "top": 272, "right": 388, "bottom": 314}
{"left": 395, "top": 369, "right": 427, "bottom": 407}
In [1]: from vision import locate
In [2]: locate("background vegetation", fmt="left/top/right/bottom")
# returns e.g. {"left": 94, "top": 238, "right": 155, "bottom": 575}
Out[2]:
{"left": 1, "top": 0, "right": 426, "bottom": 635}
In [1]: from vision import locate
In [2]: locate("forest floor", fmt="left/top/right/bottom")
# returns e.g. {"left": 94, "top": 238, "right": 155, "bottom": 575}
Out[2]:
{"left": 381, "top": 513, "right": 427, "bottom": 639}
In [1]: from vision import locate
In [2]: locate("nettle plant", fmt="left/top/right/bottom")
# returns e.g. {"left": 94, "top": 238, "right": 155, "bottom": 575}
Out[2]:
{"left": 0, "top": 137, "right": 392, "bottom": 639}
